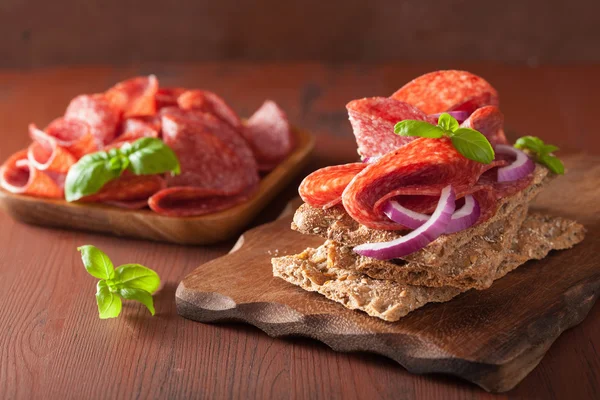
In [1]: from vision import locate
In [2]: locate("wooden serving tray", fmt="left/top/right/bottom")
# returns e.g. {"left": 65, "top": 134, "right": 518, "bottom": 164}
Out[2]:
{"left": 175, "top": 154, "right": 600, "bottom": 392}
{"left": 0, "top": 128, "right": 314, "bottom": 245}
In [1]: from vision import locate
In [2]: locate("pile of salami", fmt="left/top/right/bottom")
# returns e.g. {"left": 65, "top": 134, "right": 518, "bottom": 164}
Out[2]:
{"left": 0, "top": 76, "right": 294, "bottom": 216}
{"left": 299, "top": 70, "right": 518, "bottom": 231}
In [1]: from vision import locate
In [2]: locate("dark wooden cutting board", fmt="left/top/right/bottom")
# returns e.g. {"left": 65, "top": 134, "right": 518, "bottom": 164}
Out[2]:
{"left": 175, "top": 154, "right": 600, "bottom": 393}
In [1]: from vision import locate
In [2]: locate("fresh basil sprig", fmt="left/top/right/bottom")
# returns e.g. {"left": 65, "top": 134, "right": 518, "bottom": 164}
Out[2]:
{"left": 78, "top": 245, "right": 161, "bottom": 319}
{"left": 514, "top": 136, "right": 564, "bottom": 174}
{"left": 394, "top": 113, "right": 495, "bottom": 164}
{"left": 65, "top": 137, "right": 180, "bottom": 202}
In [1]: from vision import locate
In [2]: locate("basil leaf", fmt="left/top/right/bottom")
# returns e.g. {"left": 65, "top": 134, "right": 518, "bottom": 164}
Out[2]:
{"left": 78, "top": 245, "right": 115, "bottom": 280}
{"left": 515, "top": 136, "right": 544, "bottom": 153}
{"left": 450, "top": 128, "right": 495, "bottom": 164}
{"left": 65, "top": 152, "right": 123, "bottom": 201}
{"left": 96, "top": 280, "right": 122, "bottom": 319}
{"left": 437, "top": 113, "right": 459, "bottom": 132}
{"left": 394, "top": 120, "right": 445, "bottom": 138}
{"left": 114, "top": 264, "right": 160, "bottom": 293}
{"left": 541, "top": 144, "right": 559, "bottom": 154}
{"left": 118, "top": 287, "right": 155, "bottom": 316}
{"left": 124, "top": 138, "right": 181, "bottom": 176}
{"left": 539, "top": 154, "right": 565, "bottom": 174}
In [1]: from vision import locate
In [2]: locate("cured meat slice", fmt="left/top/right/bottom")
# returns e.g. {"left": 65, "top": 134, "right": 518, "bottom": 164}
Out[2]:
{"left": 243, "top": 100, "right": 294, "bottom": 171}
{"left": 106, "top": 75, "right": 159, "bottom": 118}
{"left": 161, "top": 108, "right": 258, "bottom": 183}
{"left": 155, "top": 87, "right": 186, "bottom": 109}
{"left": 28, "top": 125, "right": 77, "bottom": 173}
{"left": 111, "top": 117, "right": 159, "bottom": 145}
{"left": 341, "top": 138, "right": 492, "bottom": 230}
{"left": 148, "top": 185, "right": 257, "bottom": 217}
{"left": 346, "top": 97, "right": 436, "bottom": 158}
{"left": 64, "top": 94, "right": 120, "bottom": 146}
{"left": 44, "top": 118, "right": 97, "bottom": 158}
{"left": 391, "top": 70, "right": 499, "bottom": 115}
{"left": 460, "top": 106, "right": 508, "bottom": 146}
{"left": 177, "top": 90, "right": 243, "bottom": 129}
{"left": 161, "top": 114, "right": 256, "bottom": 193}
{"left": 299, "top": 163, "right": 367, "bottom": 208}
{"left": 0, "top": 150, "right": 63, "bottom": 198}
{"left": 80, "top": 174, "right": 165, "bottom": 203}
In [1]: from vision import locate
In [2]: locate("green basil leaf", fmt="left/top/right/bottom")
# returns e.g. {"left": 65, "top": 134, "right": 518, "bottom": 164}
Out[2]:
{"left": 114, "top": 264, "right": 160, "bottom": 293}
{"left": 96, "top": 280, "right": 122, "bottom": 319}
{"left": 124, "top": 138, "right": 181, "bottom": 176}
{"left": 437, "top": 113, "right": 459, "bottom": 132}
{"left": 65, "top": 151, "right": 123, "bottom": 201}
{"left": 515, "top": 136, "right": 544, "bottom": 153}
{"left": 394, "top": 120, "right": 445, "bottom": 138}
{"left": 450, "top": 128, "right": 495, "bottom": 164}
{"left": 541, "top": 144, "right": 559, "bottom": 154}
{"left": 539, "top": 154, "right": 565, "bottom": 174}
{"left": 78, "top": 245, "right": 115, "bottom": 280}
{"left": 118, "top": 287, "right": 155, "bottom": 316}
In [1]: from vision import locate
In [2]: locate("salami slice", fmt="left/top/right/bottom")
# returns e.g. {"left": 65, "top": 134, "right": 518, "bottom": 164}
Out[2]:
{"left": 64, "top": 94, "right": 120, "bottom": 146}
{"left": 0, "top": 150, "right": 63, "bottom": 198}
{"left": 460, "top": 106, "right": 508, "bottom": 146}
{"left": 44, "top": 118, "right": 97, "bottom": 158}
{"left": 299, "top": 163, "right": 367, "bottom": 208}
{"left": 111, "top": 117, "right": 159, "bottom": 145}
{"left": 391, "top": 70, "right": 499, "bottom": 115}
{"left": 106, "top": 75, "right": 159, "bottom": 118}
{"left": 155, "top": 87, "right": 186, "bottom": 109}
{"left": 243, "top": 100, "right": 294, "bottom": 171}
{"left": 28, "top": 125, "right": 77, "bottom": 173}
{"left": 177, "top": 90, "right": 243, "bottom": 130}
{"left": 341, "top": 137, "right": 492, "bottom": 230}
{"left": 161, "top": 114, "right": 256, "bottom": 193}
{"left": 347, "top": 97, "right": 436, "bottom": 158}
{"left": 148, "top": 185, "right": 257, "bottom": 217}
{"left": 80, "top": 174, "right": 165, "bottom": 203}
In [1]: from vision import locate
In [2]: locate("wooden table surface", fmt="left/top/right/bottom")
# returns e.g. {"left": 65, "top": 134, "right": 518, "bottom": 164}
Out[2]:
{"left": 0, "top": 64, "right": 598, "bottom": 399}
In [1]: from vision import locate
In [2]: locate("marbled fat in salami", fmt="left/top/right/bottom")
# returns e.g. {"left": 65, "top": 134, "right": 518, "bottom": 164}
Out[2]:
{"left": 64, "top": 94, "right": 120, "bottom": 146}
{"left": 299, "top": 163, "right": 367, "bottom": 208}
{"left": 391, "top": 70, "right": 499, "bottom": 115}
{"left": 347, "top": 97, "right": 436, "bottom": 158}
{"left": 178, "top": 90, "right": 243, "bottom": 130}
{"left": 460, "top": 106, "right": 508, "bottom": 146}
{"left": 111, "top": 118, "right": 159, "bottom": 145}
{"left": 243, "top": 100, "right": 294, "bottom": 171}
{"left": 80, "top": 174, "right": 165, "bottom": 203}
{"left": 0, "top": 150, "right": 63, "bottom": 198}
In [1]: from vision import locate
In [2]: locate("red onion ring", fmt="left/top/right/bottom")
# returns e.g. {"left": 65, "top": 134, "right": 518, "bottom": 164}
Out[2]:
{"left": 354, "top": 185, "right": 456, "bottom": 260}
{"left": 429, "top": 111, "right": 470, "bottom": 124}
{"left": 495, "top": 144, "right": 535, "bottom": 182}
{"left": 383, "top": 194, "right": 480, "bottom": 233}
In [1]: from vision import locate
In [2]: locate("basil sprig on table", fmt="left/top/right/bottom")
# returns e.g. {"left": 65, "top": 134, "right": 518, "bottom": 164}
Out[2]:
{"left": 394, "top": 113, "right": 495, "bottom": 164}
{"left": 515, "top": 136, "right": 564, "bottom": 174}
{"left": 78, "top": 245, "right": 161, "bottom": 319}
{"left": 65, "top": 137, "right": 181, "bottom": 202}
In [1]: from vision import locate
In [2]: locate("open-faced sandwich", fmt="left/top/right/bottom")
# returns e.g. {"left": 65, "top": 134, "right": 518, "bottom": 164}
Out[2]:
{"left": 272, "top": 70, "right": 585, "bottom": 322}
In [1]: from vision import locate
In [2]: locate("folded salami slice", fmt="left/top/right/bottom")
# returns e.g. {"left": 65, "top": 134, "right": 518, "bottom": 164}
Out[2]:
{"left": 155, "top": 87, "right": 186, "bottom": 109}
{"left": 342, "top": 138, "right": 495, "bottom": 230}
{"left": 148, "top": 185, "right": 257, "bottom": 217}
{"left": 0, "top": 150, "right": 63, "bottom": 198}
{"left": 161, "top": 113, "right": 257, "bottom": 193}
{"left": 28, "top": 125, "right": 77, "bottom": 173}
{"left": 106, "top": 75, "right": 159, "bottom": 118}
{"left": 43, "top": 118, "right": 97, "bottom": 158}
{"left": 391, "top": 70, "right": 499, "bottom": 115}
{"left": 111, "top": 117, "right": 160, "bottom": 145}
{"left": 177, "top": 90, "right": 243, "bottom": 130}
{"left": 243, "top": 100, "right": 294, "bottom": 171}
{"left": 460, "top": 106, "right": 508, "bottom": 146}
{"left": 80, "top": 174, "right": 165, "bottom": 203}
{"left": 299, "top": 163, "right": 367, "bottom": 208}
{"left": 347, "top": 97, "right": 436, "bottom": 158}
{"left": 64, "top": 94, "right": 120, "bottom": 146}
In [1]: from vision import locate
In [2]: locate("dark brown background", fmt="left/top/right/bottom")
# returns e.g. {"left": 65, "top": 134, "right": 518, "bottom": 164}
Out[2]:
{"left": 1, "top": 0, "right": 599, "bottom": 67}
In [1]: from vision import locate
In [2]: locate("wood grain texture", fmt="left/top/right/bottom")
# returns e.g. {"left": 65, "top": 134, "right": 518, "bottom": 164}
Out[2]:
{"left": 0, "top": 0, "right": 599, "bottom": 67}
{"left": 176, "top": 154, "right": 599, "bottom": 392}
{"left": 0, "top": 128, "right": 313, "bottom": 244}
{"left": 0, "top": 64, "right": 599, "bottom": 399}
